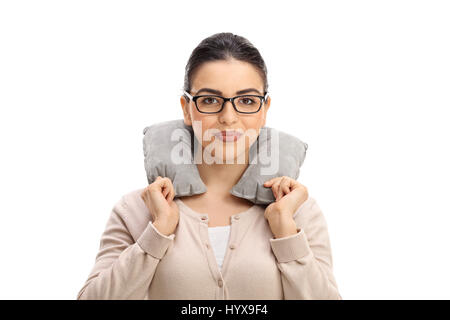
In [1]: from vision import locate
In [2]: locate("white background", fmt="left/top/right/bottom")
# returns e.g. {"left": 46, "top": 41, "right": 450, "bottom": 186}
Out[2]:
{"left": 1, "top": 0, "right": 449, "bottom": 299}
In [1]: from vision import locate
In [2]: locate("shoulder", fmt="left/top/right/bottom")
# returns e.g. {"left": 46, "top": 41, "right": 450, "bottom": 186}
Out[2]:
{"left": 293, "top": 195, "right": 329, "bottom": 231}
{"left": 121, "top": 187, "right": 148, "bottom": 213}
{"left": 112, "top": 187, "right": 152, "bottom": 241}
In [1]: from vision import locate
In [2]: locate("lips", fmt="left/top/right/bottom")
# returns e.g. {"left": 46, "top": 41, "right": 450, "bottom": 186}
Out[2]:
{"left": 214, "top": 130, "right": 243, "bottom": 142}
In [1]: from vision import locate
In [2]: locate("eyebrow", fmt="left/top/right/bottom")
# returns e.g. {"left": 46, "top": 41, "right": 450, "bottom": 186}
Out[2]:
{"left": 195, "top": 88, "right": 263, "bottom": 96}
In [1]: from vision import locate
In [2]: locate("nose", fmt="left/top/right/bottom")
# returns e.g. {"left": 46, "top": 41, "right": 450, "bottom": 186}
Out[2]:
{"left": 218, "top": 100, "right": 238, "bottom": 125}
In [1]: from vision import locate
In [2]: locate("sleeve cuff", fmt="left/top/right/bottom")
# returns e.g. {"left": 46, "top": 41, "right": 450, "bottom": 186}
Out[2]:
{"left": 269, "top": 228, "right": 311, "bottom": 263}
{"left": 136, "top": 221, "right": 175, "bottom": 259}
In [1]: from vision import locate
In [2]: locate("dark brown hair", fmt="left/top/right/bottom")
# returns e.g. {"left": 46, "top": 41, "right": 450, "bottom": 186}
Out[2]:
{"left": 183, "top": 32, "right": 268, "bottom": 101}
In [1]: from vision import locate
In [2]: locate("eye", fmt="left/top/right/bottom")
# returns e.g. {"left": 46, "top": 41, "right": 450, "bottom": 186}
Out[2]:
{"left": 204, "top": 97, "right": 217, "bottom": 104}
{"left": 239, "top": 97, "right": 256, "bottom": 105}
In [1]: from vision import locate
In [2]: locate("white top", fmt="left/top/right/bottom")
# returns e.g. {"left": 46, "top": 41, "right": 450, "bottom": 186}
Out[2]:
{"left": 207, "top": 225, "right": 231, "bottom": 270}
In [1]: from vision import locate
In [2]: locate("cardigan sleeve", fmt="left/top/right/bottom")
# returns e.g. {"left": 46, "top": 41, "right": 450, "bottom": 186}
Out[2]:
{"left": 269, "top": 197, "right": 342, "bottom": 300}
{"left": 77, "top": 195, "right": 175, "bottom": 300}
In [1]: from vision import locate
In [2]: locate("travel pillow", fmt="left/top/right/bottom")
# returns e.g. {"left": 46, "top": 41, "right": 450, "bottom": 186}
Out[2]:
{"left": 142, "top": 119, "right": 308, "bottom": 205}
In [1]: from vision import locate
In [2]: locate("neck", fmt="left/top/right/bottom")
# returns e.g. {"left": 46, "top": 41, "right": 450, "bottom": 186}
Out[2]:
{"left": 195, "top": 148, "right": 249, "bottom": 199}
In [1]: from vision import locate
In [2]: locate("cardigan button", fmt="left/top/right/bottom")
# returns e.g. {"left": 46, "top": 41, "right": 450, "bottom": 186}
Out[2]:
{"left": 201, "top": 216, "right": 207, "bottom": 220}
{"left": 229, "top": 244, "right": 236, "bottom": 250}
{"left": 218, "top": 279, "right": 223, "bottom": 287}
{"left": 234, "top": 215, "right": 240, "bottom": 220}
{"left": 205, "top": 243, "right": 210, "bottom": 249}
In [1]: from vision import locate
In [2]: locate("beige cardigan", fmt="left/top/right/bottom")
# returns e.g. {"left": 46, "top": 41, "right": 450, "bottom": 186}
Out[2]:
{"left": 77, "top": 187, "right": 341, "bottom": 300}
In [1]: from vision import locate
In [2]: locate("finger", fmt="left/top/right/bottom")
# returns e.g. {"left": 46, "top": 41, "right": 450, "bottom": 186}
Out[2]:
{"left": 281, "top": 178, "right": 291, "bottom": 196}
{"left": 162, "top": 178, "right": 174, "bottom": 200}
{"left": 277, "top": 177, "right": 291, "bottom": 199}
{"left": 272, "top": 180, "right": 281, "bottom": 200}
{"left": 164, "top": 179, "right": 174, "bottom": 201}
{"left": 290, "top": 179, "right": 301, "bottom": 190}
{"left": 277, "top": 179, "right": 285, "bottom": 200}
{"left": 168, "top": 185, "right": 175, "bottom": 202}
{"left": 161, "top": 178, "right": 175, "bottom": 199}
{"left": 157, "top": 177, "right": 170, "bottom": 188}
{"left": 150, "top": 177, "right": 168, "bottom": 195}
{"left": 162, "top": 185, "right": 169, "bottom": 198}
{"left": 263, "top": 177, "right": 279, "bottom": 187}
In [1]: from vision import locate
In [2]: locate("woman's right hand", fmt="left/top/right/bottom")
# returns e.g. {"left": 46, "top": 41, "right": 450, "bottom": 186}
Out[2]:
{"left": 140, "top": 176, "right": 179, "bottom": 236}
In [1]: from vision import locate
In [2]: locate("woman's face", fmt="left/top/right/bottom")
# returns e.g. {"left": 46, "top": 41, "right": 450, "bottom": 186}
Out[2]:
{"left": 180, "top": 58, "right": 271, "bottom": 164}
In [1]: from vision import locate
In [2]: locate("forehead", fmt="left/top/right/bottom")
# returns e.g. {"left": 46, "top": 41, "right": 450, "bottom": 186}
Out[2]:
{"left": 191, "top": 59, "right": 264, "bottom": 94}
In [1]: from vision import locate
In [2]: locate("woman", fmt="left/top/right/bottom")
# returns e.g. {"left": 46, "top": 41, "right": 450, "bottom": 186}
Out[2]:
{"left": 77, "top": 32, "right": 341, "bottom": 300}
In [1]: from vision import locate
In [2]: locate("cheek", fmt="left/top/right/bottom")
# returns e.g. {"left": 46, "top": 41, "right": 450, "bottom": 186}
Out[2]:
{"left": 190, "top": 115, "right": 217, "bottom": 146}
{"left": 241, "top": 116, "right": 265, "bottom": 149}
{"left": 243, "top": 115, "right": 264, "bottom": 134}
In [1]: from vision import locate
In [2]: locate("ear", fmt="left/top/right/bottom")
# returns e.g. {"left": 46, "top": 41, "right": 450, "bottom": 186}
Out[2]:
{"left": 180, "top": 96, "right": 192, "bottom": 126}
{"left": 261, "top": 96, "right": 271, "bottom": 127}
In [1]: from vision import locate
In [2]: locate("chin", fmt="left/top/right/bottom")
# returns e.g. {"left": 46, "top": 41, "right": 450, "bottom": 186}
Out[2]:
{"left": 200, "top": 137, "right": 250, "bottom": 165}
{"left": 221, "top": 148, "right": 249, "bottom": 164}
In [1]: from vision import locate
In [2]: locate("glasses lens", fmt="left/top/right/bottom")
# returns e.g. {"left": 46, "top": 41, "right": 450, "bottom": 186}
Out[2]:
{"left": 196, "top": 96, "right": 224, "bottom": 113}
{"left": 234, "top": 96, "right": 261, "bottom": 113}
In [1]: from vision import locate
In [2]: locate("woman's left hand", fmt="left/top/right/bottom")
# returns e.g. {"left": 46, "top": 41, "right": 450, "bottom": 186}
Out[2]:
{"left": 263, "top": 176, "right": 309, "bottom": 238}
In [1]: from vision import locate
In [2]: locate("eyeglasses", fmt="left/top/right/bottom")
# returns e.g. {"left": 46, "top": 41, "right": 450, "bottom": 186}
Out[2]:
{"left": 183, "top": 90, "right": 269, "bottom": 114}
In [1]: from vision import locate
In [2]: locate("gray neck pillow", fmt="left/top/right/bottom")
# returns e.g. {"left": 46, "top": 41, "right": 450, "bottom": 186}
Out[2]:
{"left": 142, "top": 119, "right": 308, "bottom": 205}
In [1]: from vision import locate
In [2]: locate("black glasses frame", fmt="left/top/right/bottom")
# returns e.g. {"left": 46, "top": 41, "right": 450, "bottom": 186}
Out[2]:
{"left": 183, "top": 90, "right": 269, "bottom": 114}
